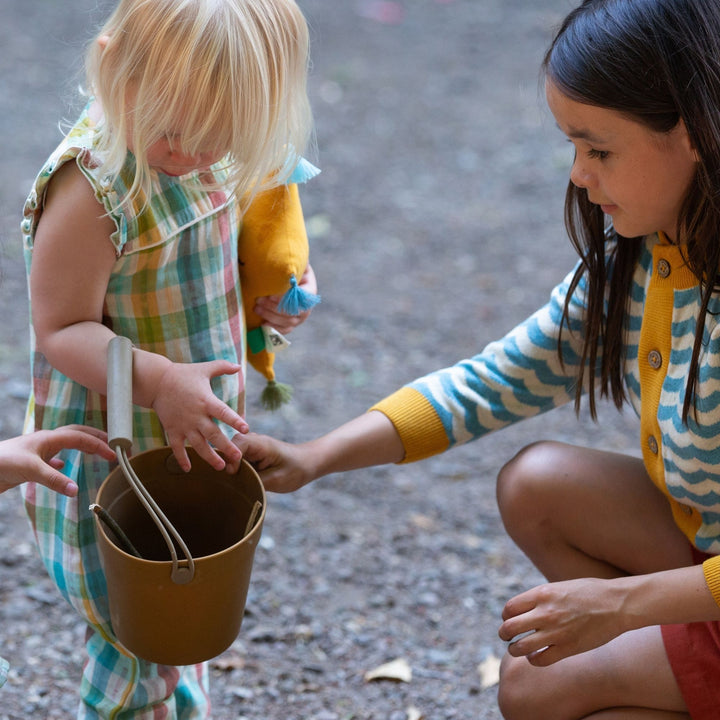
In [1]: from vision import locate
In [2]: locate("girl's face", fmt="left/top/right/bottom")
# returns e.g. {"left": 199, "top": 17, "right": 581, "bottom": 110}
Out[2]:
{"left": 121, "top": 96, "right": 227, "bottom": 177}
{"left": 546, "top": 79, "right": 698, "bottom": 241}
{"left": 133, "top": 133, "right": 227, "bottom": 177}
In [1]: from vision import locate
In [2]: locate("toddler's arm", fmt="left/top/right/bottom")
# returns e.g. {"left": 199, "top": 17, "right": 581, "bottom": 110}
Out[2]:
{"left": 231, "top": 410, "right": 405, "bottom": 491}
{"left": 0, "top": 426, "right": 115, "bottom": 496}
{"left": 30, "top": 162, "right": 247, "bottom": 471}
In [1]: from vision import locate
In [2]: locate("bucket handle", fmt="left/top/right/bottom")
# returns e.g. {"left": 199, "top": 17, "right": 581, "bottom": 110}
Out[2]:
{"left": 106, "top": 336, "right": 195, "bottom": 584}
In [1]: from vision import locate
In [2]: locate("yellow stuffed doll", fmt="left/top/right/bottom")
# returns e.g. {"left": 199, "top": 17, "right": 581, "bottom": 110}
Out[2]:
{"left": 239, "top": 178, "right": 320, "bottom": 410}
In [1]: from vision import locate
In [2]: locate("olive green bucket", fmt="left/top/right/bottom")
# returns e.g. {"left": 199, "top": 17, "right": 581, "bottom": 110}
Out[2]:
{"left": 93, "top": 337, "right": 266, "bottom": 666}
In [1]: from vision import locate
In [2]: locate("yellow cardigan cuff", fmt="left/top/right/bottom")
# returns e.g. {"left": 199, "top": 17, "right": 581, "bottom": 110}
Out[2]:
{"left": 370, "top": 387, "right": 450, "bottom": 464}
{"left": 703, "top": 555, "right": 720, "bottom": 608}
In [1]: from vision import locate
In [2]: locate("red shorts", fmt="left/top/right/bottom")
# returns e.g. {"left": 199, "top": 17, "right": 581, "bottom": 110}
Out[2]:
{"left": 661, "top": 548, "right": 720, "bottom": 720}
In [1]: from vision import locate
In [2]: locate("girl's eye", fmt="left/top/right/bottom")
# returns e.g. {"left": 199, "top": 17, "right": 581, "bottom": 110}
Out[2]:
{"left": 587, "top": 148, "right": 609, "bottom": 160}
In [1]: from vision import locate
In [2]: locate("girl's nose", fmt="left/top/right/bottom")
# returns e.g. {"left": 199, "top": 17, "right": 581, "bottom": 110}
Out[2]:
{"left": 569, "top": 156, "right": 594, "bottom": 190}
{"left": 170, "top": 149, "right": 216, "bottom": 166}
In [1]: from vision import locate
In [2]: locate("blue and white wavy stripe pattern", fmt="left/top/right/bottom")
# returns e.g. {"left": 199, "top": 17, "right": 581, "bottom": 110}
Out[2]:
{"left": 411, "top": 233, "right": 720, "bottom": 553}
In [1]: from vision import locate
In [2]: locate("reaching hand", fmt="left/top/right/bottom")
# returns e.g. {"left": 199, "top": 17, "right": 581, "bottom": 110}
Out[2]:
{"left": 253, "top": 263, "right": 318, "bottom": 335}
{"left": 498, "top": 577, "right": 630, "bottom": 666}
{"left": 229, "top": 432, "right": 315, "bottom": 492}
{"left": 0, "top": 425, "right": 116, "bottom": 497}
{"left": 151, "top": 359, "right": 249, "bottom": 472}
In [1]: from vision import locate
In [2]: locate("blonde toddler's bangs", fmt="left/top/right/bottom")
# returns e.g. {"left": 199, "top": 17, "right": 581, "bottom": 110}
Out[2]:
{"left": 87, "top": 0, "right": 313, "bottom": 205}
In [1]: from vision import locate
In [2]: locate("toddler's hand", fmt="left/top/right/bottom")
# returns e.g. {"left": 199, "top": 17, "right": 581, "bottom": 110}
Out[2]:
{"left": 151, "top": 360, "right": 249, "bottom": 472}
{"left": 253, "top": 263, "right": 318, "bottom": 335}
{"left": 228, "top": 432, "right": 314, "bottom": 493}
{"left": 0, "top": 425, "right": 115, "bottom": 497}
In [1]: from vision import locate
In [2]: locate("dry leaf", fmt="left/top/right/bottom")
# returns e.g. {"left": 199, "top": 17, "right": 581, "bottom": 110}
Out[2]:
{"left": 364, "top": 657, "right": 412, "bottom": 683}
{"left": 211, "top": 653, "right": 245, "bottom": 672}
{"left": 410, "top": 513, "right": 436, "bottom": 531}
{"left": 477, "top": 654, "right": 501, "bottom": 689}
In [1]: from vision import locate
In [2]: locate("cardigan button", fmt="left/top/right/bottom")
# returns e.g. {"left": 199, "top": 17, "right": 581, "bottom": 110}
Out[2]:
{"left": 647, "top": 350, "right": 662, "bottom": 370}
{"left": 647, "top": 435, "right": 659, "bottom": 455}
{"left": 657, "top": 258, "right": 671, "bottom": 278}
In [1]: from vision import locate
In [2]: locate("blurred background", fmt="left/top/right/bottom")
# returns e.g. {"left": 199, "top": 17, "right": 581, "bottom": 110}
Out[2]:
{"left": 0, "top": 1, "right": 639, "bottom": 718}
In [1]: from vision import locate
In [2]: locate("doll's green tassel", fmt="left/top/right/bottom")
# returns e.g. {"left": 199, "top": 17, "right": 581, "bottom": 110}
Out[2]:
{"left": 277, "top": 274, "right": 321, "bottom": 315}
{"left": 261, "top": 379, "right": 293, "bottom": 411}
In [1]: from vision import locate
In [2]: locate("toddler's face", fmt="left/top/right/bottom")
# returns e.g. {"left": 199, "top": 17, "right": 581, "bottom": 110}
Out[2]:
{"left": 132, "top": 132, "right": 227, "bottom": 177}
{"left": 123, "top": 94, "right": 228, "bottom": 177}
{"left": 146, "top": 136, "right": 225, "bottom": 177}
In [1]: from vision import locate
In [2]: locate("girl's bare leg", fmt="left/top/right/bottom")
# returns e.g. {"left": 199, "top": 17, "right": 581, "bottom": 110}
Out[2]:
{"left": 587, "top": 711, "right": 688, "bottom": 719}
{"left": 498, "top": 626, "right": 688, "bottom": 720}
{"left": 495, "top": 441, "right": 694, "bottom": 719}
{"left": 496, "top": 441, "right": 692, "bottom": 581}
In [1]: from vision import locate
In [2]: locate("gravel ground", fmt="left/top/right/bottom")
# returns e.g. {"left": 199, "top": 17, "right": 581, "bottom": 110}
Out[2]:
{"left": 0, "top": 1, "right": 640, "bottom": 718}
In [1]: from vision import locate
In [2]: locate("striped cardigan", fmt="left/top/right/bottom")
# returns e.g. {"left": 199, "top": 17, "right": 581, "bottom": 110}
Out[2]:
{"left": 372, "top": 233, "right": 720, "bottom": 604}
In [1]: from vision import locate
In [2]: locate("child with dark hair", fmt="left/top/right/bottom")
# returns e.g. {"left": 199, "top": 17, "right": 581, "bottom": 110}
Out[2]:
{"left": 235, "top": 1, "right": 720, "bottom": 717}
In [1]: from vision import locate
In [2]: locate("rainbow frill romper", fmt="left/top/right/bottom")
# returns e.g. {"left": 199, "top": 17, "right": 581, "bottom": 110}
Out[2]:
{"left": 20, "top": 106, "right": 317, "bottom": 718}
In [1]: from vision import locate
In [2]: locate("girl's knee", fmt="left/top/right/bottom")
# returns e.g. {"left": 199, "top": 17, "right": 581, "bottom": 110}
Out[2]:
{"left": 497, "top": 653, "right": 541, "bottom": 720}
{"left": 496, "top": 441, "right": 561, "bottom": 530}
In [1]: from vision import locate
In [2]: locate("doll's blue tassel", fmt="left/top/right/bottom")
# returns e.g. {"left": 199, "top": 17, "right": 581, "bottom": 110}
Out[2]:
{"left": 277, "top": 274, "right": 321, "bottom": 316}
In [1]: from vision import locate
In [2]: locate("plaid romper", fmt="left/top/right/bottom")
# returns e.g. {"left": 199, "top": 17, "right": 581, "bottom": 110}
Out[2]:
{"left": 20, "top": 107, "right": 313, "bottom": 718}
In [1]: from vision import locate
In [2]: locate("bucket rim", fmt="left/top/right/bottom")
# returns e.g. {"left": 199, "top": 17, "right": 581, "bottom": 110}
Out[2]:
{"left": 94, "top": 451, "right": 266, "bottom": 565}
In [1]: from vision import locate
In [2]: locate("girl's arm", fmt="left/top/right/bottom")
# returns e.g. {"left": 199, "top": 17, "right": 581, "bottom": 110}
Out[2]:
{"left": 498, "top": 565, "right": 720, "bottom": 665}
{"left": 231, "top": 409, "right": 405, "bottom": 489}
{"left": 31, "top": 162, "right": 247, "bottom": 471}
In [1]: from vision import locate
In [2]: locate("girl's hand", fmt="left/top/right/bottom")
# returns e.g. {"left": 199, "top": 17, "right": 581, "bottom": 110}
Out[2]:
{"left": 150, "top": 360, "right": 249, "bottom": 472}
{"left": 253, "top": 263, "right": 318, "bottom": 335}
{"left": 0, "top": 426, "right": 116, "bottom": 497}
{"left": 498, "top": 577, "right": 630, "bottom": 666}
{"left": 228, "top": 432, "right": 315, "bottom": 492}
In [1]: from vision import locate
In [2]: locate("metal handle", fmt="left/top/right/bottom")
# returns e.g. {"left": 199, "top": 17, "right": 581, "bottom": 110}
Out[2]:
{"left": 105, "top": 336, "right": 195, "bottom": 584}
{"left": 107, "top": 336, "right": 133, "bottom": 450}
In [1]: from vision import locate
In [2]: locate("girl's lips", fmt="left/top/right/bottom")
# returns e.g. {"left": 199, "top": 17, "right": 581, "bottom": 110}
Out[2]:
{"left": 600, "top": 203, "right": 617, "bottom": 214}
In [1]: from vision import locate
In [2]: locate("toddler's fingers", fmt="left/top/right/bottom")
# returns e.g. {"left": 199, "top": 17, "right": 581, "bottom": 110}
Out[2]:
{"left": 210, "top": 399, "right": 249, "bottom": 435}
{"left": 206, "top": 360, "right": 242, "bottom": 379}
{"left": 186, "top": 429, "right": 227, "bottom": 472}
{"left": 167, "top": 435, "right": 192, "bottom": 473}
{"left": 201, "top": 422, "right": 242, "bottom": 466}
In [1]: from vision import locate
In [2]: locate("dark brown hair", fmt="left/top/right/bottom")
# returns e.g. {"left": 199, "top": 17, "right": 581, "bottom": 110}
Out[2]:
{"left": 544, "top": 0, "right": 720, "bottom": 421}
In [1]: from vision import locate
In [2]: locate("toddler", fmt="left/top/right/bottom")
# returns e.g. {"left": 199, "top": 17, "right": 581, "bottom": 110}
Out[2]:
{"left": 21, "top": 0, "right": 317, "bottom": 716}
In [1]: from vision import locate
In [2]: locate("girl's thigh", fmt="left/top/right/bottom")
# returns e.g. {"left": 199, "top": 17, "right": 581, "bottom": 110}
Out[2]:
{"left": 496, "top": 441, "right": 693, "bottom": 579}
{"left": 499, "top": 624, "right": 688, "bottom": 720}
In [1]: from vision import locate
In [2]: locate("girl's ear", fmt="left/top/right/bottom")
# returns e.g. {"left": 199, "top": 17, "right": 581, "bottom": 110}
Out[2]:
{"left": 97, "top": 34, "right": 111, "bottom": 51}
{"left": 678, "top": 119, "right": 701, "bottom": 163}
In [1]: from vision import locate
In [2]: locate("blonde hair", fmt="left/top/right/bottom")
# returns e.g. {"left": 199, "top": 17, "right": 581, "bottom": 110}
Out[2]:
{"left": 85, "top": 0, "right": 313, "bottom": 206}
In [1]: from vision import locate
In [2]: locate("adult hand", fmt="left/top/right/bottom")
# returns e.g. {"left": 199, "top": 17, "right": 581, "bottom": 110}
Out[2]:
{"left": 0, "top": 425, "right": 116, "bottom": 497}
